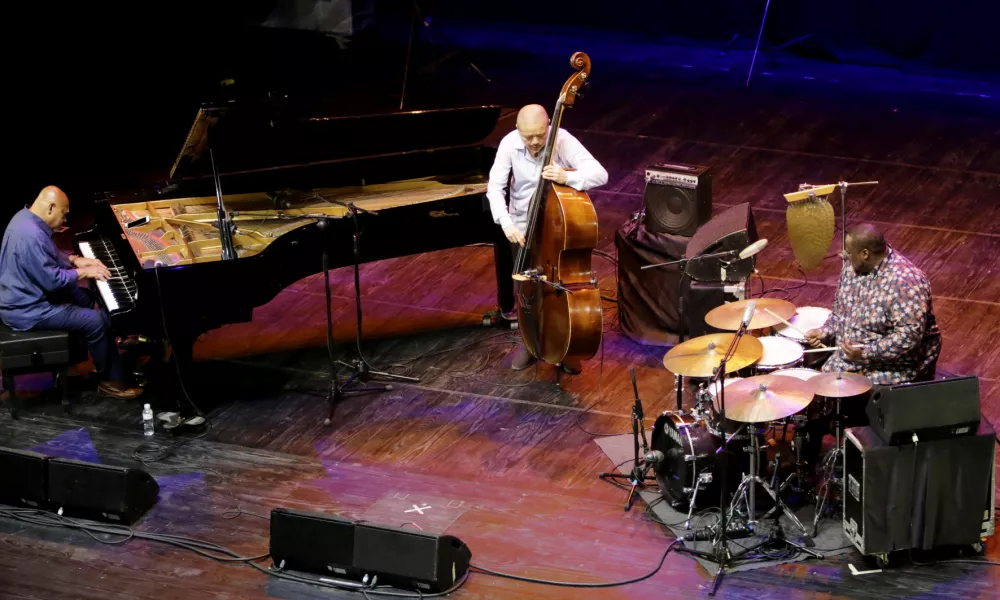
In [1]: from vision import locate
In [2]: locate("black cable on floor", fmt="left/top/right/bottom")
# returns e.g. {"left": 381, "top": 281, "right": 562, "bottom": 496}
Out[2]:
{"left": 469, "top": 539, "right": 681, "bottom": 588}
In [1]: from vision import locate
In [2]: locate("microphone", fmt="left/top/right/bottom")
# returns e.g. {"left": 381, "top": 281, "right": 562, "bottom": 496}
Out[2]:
{"left": 741, "top": 300, "right": 757, "bottom": 328}
{"left": 642, "top": 450, "right": 664, "bottom": 465}
{"left": 738, "top": 238, "right": 768, "bottom": 260}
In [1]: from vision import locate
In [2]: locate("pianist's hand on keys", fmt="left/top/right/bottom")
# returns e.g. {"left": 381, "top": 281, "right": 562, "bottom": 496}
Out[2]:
{"left": 76, "top": 265, "right": 110, "bottom": 281}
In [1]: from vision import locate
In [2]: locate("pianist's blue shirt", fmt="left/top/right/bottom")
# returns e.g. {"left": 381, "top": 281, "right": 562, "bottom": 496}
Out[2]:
{"left": 0, "top": 208, "right": 78, "bottom": 330}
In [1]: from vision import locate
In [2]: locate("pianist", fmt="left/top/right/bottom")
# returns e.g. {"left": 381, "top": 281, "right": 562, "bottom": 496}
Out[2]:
{"left": 0, "top": 186, "right": 143, "bottom": 400}
{"left": 487, "top": 104, "right": 609, "bottom": 373}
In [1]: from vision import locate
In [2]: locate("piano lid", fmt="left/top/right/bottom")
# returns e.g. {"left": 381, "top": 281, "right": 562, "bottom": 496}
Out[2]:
{"left": 168, "top": 99, "right": 503, "bottom": 181}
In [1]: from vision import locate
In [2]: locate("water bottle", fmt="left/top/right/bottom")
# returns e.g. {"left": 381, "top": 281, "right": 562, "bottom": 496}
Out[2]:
{"left": 142, "top": 404, "right": 154, "bottom": 436}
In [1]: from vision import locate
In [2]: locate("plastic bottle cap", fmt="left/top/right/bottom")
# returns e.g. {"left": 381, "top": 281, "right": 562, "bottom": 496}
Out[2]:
{"left": 144, "top": 403, "right": 151, "bottom": 409}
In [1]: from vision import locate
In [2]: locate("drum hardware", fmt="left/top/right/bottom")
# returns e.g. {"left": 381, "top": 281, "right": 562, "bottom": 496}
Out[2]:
{"left": 685, "top": 472, "right": 714, "bottom": 529}
{"left": 598, "top": 368, "right": 657, "bottom": 511}
{"left": 728, "top": 419, "right": 810, "bottom": 536}
{"left": 780, "top": 415, "right": 812, "bottom": 496}
{"left": 671, "top": 301, "right": 768, "bottom": 596}
{"left": 809, "top": 371, "right": 873, "bottom": 536}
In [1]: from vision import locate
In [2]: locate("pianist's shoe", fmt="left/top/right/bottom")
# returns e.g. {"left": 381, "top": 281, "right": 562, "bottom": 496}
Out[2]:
{"left": 97, "top": 381, "right": 143, "bottom": 400}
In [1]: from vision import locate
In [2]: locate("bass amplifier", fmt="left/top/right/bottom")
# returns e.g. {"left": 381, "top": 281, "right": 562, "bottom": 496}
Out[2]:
{"left": 843, "top": 419, "right": 995, "bottom": 559}
{"left": 643, "top": 163, "right": 712, "bottom": 236}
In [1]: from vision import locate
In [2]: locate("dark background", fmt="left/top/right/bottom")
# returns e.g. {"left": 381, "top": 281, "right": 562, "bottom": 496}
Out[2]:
{"left": 4, "top": 0, "right": 998, "bottom": 227}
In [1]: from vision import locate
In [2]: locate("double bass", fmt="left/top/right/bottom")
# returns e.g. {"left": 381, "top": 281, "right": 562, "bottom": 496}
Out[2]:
{"left": 513, "top": 52, "right": 603, "bottom": 368}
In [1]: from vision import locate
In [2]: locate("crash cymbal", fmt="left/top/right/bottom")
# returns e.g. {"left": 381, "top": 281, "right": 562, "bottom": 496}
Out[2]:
{"left": 704, "top": 298, "right": 797, "bottom": 331}
{"left": 663, "top": 334, "right": 763, "bottom": 378}
{"left": 713, "top": 374, "right": 815, "bottom": 423}
{"left": 811, "top": 371, "right": 872, "bottom": 397}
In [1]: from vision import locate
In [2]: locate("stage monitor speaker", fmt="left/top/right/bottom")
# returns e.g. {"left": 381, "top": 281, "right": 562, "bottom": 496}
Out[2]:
{"left": 843, "top": 419, "right": 994, "bottom": 557}
{"left": 0, "top": 447, "right": 49, "bottom": 508}
{"left": 643, "top": 163, "right": 712, "bottom": 236}
{"left": 685, "top": 202, "right": 757, "bottom": 282}
{"left": 267, "top": 509, "right": 471, "bottom": 593}
{"left": 866, "top": 376, "right": 981, "bottom": 445}
{"left": 269, "top": 508, "right": 360, "bottom": 577}
{"left": 354, "top": 522, "right": 471, "bottom": 593}
{"left": 47, "top": 458, "right": 159, "bottom": 524}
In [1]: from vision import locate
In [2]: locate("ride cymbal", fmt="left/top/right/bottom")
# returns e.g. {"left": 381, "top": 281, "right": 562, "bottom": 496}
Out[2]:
{"left": 662, "top": 334, "right": 763, "bottom": 378}
{"left": 713, "top": 374, "right": 815, "bottom": 423}
{"left": 704, "top": 298, "right": 797, "bottom": 331}
{"left": 811, "top": 371, "right": 872, "bottom": 397}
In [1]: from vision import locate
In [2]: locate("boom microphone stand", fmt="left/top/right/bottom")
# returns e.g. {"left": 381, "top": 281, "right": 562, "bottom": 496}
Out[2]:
{"left": 598, "top": 368, "right": 657, "bottom": 510}
{"left": 673, "top": 302, "right": 755, "bottom": 596}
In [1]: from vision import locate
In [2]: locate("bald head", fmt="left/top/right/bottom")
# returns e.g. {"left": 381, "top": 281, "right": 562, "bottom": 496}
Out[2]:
{"left": 516, "top": 104, "right": 549, "bottom": 157}
{"left": 845, "top": 223, "right": 887, "bottom": 274}
{"left": 30, "top": 186, "right": 70, "bottom": 230}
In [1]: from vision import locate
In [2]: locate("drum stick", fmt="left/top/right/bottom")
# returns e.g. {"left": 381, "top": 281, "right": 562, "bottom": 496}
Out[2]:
{"left": 764, "top": 308, "right": 808, "bottom": 337}
{"left": 803, "top": 344, "right": 862, "bottom": 354}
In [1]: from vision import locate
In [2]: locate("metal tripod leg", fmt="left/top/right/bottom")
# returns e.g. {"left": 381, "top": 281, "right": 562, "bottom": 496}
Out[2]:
{"left": 812, "top": 398, "right": 844, "bottom": 535}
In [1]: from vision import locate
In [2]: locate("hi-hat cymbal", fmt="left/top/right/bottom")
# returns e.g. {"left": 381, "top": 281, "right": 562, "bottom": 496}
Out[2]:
{"left": 663, "top": 334, "right": 763, "bottom": 378}
{"left": 714, "top": 374, "right": 815, "bottom": 423}
{"left": 812, "top": 371, "right": 872, "bottom": 397}
{"left": 705, "top": 298, "right": 797, "bottom": 331}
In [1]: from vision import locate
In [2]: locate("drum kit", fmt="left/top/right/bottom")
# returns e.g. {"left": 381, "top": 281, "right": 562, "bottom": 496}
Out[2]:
{"left": 650, "top": 298, "right": 873, "bottom": 537}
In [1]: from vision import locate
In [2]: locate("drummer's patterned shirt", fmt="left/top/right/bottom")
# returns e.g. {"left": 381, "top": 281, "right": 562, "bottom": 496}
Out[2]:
{"left": 818, "top": 247, "right": 941, "bottom": 385}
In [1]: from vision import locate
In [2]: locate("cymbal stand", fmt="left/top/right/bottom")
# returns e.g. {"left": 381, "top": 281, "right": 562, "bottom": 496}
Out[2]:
{"left": 812, "top": 389, "right": 847, "bottom": 535}
{"left": 779, "top": 415, "right": 811, "bottom": 496}
{"left": 598, "top": 368, "right": 656, "bottom": 511}
{"left": 673, "top": 318, "right": 749, "bottom": 596}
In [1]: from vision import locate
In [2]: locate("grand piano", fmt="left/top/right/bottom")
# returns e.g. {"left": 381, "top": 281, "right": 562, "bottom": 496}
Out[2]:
{"left": 74, "top": 99, "right": 511, "bottom": 375}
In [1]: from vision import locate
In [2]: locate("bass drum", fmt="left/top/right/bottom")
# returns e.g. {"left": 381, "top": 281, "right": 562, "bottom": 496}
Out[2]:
{"left": 649, "top": 412, "right": 749, "bottom": 509}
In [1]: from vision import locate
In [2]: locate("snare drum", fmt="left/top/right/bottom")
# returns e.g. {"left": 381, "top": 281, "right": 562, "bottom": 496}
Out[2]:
{"left": 776, "top": 307, "right": 831, "bottom": 368}
{"left": 755, "top": 336, "right": 804, "bottom": 373}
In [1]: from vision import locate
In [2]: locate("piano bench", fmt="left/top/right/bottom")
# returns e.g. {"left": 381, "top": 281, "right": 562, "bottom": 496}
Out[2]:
{"left": 0, "top": 323, "right": 72, "bottom": 420}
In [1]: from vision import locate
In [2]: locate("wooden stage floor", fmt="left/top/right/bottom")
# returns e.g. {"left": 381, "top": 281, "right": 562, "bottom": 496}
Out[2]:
{"left": 2, "top": 34, "right": 999, "bottom": 600}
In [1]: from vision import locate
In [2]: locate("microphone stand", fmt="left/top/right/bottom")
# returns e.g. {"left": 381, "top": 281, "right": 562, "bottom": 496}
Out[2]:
{"left": 209, "top": 149, "right": 237, "bottom": 261}
{"left": 598, "top": 367, "right": 656, "bottom": 511}
{"left": 674, "top": 315, "right": 749, "bottom": 596}
{"left": 308, "top": 195, "right": 419, "bottom": 426}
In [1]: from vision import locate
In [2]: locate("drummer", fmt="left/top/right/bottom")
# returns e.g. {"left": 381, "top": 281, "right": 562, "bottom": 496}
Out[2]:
{"left": 804, "top": 223, "right": 941, "bottom": 385}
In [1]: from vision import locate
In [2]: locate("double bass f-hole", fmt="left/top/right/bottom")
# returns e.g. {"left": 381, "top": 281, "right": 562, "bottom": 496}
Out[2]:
{"left": 511, "top": 52, "right": 603, "bottom": 367}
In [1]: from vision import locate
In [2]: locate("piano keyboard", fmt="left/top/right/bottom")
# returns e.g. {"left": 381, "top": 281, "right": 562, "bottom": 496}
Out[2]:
{"left": 78, "top": 238, "right": 138, "bottom": 312}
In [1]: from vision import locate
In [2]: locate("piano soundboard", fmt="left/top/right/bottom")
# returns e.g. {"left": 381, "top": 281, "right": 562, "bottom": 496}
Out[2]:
{"left": 109, "top": 178, "right": 487, "bottom": 269}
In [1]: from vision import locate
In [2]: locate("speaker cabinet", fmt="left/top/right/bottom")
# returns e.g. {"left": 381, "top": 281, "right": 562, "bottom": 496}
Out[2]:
{"left": 643, "top": 163, "right": 712, "bottom": 236}
{"left": 866, "top": 376, "right": 980, "bottom": 445}
{"left": 270, "top": 508, "right": 359, "bottom": 577}
{"left": 0, "top": 447, "right": 49, "bottom": 508}
{"left": 685, "top": 202, "right": 757, "bottom": 282}
{"left": 268, "top": 508, "right": 471, "bottom": 593}
{"left": 47, "top": 458, "right": 159, "bottom": 524}
{"left": 843, "top": 420, "right": 994, "bottom": 557}
{"left": 355, "top": 522, "right": 471, "bottom": 593}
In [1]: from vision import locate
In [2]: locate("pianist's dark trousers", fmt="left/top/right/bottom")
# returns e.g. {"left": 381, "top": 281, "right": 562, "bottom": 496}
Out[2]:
{"left": 33, "top": 285, "right": 124, "bottom": 383}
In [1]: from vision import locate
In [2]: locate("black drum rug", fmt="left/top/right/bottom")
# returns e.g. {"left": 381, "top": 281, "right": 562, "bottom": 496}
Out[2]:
{"left": 595, "top": 433, "right": 855, "bottom": 575}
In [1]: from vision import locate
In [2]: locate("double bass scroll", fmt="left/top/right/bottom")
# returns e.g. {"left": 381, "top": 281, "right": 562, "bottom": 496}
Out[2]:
{"left": 514, "top": 52, "right": 603, "bottom": 367}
